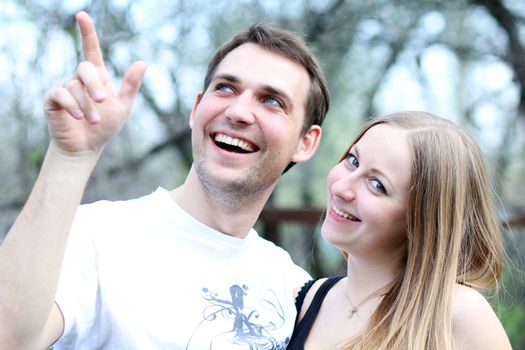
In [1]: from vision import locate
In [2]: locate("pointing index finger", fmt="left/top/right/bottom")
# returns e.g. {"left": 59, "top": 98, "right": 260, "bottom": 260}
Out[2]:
{"left": 76, "top": 12, "right": 105, "bottom": 69}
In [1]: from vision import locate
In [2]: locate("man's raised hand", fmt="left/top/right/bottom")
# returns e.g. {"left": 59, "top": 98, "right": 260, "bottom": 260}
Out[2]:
{"left": 45, "top": 11, "right": 146, "bottom": 158}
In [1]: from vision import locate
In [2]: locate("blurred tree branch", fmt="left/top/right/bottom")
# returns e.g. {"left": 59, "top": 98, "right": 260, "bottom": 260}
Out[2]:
{"left": 472, "top": 0, "right": 525, "bottom": 118}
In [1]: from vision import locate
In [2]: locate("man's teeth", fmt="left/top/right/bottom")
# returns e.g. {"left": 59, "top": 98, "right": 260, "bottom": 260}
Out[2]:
{"left": 215, "top": 134, "right": 255, "bottom": 152}
{"left": 332, "top": 205, "right": 359, "bottom": 221}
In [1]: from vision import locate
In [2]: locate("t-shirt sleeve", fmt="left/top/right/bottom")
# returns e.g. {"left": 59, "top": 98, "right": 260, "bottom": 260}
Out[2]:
{"left": 284, "top": 257, "right": 312, "bottom": 296}
{"left": 54, "top": 204, "right": 100, "bottom": 347}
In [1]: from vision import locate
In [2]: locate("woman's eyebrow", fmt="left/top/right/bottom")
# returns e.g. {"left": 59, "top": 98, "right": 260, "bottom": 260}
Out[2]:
{"left": 354, "top": 144, "right": 396, "bottom": 192}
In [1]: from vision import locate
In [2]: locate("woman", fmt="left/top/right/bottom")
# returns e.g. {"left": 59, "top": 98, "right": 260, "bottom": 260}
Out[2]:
{"left": 288, "top": 111, "right": 511, "bottom": 349}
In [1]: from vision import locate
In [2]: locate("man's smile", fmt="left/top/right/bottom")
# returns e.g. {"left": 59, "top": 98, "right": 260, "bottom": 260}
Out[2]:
{"left": 213, "top": 133, "right": 258, "bottom": 154}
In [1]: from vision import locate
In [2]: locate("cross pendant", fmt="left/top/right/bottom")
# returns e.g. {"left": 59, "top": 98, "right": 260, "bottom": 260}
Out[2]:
{"left": 348, "top": 307, "right": 358, "bottom": 319}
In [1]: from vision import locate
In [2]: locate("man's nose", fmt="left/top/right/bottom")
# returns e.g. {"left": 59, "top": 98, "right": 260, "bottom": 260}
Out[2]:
{"left": 225, "top": 92, "right": 256, "bottom": 125}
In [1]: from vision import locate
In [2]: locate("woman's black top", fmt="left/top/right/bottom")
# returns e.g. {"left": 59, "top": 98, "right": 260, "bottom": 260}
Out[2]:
{"left": 287, "top": 276, "right": 344, "bottom": 349}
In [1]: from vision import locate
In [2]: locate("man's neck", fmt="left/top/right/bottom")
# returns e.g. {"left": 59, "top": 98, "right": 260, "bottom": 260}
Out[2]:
{"left": 169, "top": 168, "right": 274, "bottom": 238}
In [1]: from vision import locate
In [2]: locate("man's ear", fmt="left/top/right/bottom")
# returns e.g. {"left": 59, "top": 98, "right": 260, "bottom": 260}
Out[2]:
{"left": 189, "top": 92, "right": 203, "bottom": 129}
{"left": 291, "top": 125, "right": 322, "bottom": 164}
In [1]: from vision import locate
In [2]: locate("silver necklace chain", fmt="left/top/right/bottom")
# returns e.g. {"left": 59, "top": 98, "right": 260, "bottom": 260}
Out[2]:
{"left": 343, "top": 290, "right": 368, "bottom": 319}
{"left": 343, "top": 284, "right": 385, "bottom": 319}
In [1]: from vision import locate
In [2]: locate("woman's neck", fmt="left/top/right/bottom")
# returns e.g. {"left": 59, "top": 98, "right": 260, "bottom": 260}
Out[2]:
{"left": 345, "top": 251, "right": 403, "bottom": 298}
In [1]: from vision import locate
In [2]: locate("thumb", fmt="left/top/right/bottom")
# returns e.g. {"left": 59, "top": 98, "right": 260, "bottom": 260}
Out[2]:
{"left": 118, "top": 61, "right": 147, "bottom": 109}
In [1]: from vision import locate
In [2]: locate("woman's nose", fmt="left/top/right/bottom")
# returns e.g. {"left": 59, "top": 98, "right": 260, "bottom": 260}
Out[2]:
{"left": 331, "top": 171, "right": 357, "bottom": 202}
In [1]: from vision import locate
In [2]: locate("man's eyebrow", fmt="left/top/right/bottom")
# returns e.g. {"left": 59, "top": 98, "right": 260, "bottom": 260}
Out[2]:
{"left": 212, "top": 73, "right": 294, "bottom": 111}
{"left": 261, "top": 84, "right": 293, "bottom": 111}
{"left": 212, "top": 73, "right": 239, "bottom": 84}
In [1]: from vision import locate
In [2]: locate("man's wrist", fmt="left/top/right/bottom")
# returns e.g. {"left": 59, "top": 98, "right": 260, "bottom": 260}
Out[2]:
{"left": 46, "top": 141, "right": 102, "bottom": 168}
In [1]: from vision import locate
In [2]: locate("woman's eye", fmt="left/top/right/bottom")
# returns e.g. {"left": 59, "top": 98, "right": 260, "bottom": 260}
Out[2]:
{"left": 347, "top": 153, "right": 359, "bottom": 167}
{"left": 371, "top": 179, "right": 387, "bottom": 194}
{"left": 263, "top": 96, "right": 283, "bottom": 108}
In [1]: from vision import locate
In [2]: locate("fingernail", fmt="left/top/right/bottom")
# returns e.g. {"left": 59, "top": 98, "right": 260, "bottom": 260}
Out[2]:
{"left": 93, "top": 90, "right": 106, "bottom": 101}
{"left": 89, "top": 111, "right": 100, "bottom": 123}
{"left": 74, "top": 109, "right": 84, "bottom": 119}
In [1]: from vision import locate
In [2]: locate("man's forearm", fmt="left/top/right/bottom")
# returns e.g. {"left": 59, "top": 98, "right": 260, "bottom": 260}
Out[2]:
{"left": 0, "top": 143, "right": 99, "bottom": 347}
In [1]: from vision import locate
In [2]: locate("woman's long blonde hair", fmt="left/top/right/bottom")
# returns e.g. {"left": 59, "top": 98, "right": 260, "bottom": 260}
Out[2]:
{"left": 342, "top": 111, "right": 503, "bottom": 349}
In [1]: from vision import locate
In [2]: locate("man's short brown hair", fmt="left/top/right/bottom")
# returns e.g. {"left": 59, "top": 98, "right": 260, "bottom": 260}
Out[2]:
{"left": 203, "top": 23, "right": 330, "bottom": 134}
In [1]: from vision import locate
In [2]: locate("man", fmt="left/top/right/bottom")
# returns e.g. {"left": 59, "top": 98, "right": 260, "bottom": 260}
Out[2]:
{"left": 0, "top": 11, "right": 329, "bottom": 349}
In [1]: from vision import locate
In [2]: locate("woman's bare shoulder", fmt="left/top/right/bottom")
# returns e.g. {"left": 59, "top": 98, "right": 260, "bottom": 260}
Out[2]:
{"left": 452, "top": 284, "right": 512, "bottom": 350}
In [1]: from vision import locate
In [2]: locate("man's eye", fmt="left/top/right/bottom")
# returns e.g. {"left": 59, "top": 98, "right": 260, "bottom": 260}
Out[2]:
{"left": 217, "top": 83, "right": 234, "bottom": 93}
{"left": 264, "top": 96, "right": 283, "bottom": 108}
{"left": 371, "top": 179, "right": 387, "bottom": 194}
{"left": 347, "top": 153, "right": 359, "bottom": 167}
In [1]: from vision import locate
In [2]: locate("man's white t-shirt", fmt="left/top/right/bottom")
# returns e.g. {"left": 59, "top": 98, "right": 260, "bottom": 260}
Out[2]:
{"left": 54, "top": 187, "right": 310, "bottom": 349}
